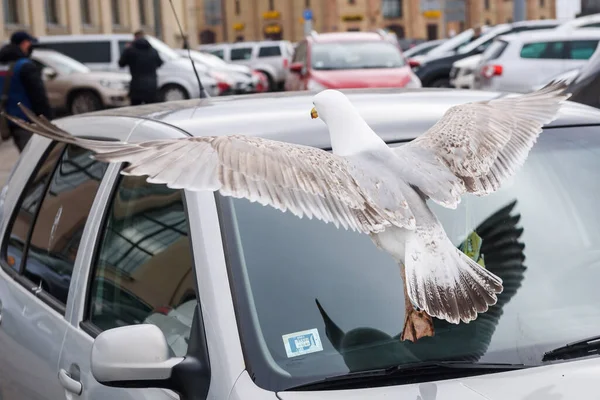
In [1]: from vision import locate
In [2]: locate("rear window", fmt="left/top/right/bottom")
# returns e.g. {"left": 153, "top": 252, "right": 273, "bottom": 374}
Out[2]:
{"left": 481, "top": 39, "right": 509, "bottom": 62}
{"left": 569, "top": 40, "right": 599, "bottom": 60}
{"left": 520, "top": 41, "right": 564, "bottom": 59}
{"left": 231, "top": 47, "right": 253, "bottom": 61}
{"left": 258, "top": 45, "right": 282, "bottom": 57}
{"left": 37, "top": 41, "right": 111, "bottom": 64}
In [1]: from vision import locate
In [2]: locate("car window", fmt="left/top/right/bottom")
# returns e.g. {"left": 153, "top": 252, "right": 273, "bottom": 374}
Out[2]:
{"left": 3, "top": 143, "right": 65, "bottom": 273}
{"left": 311, "top": 41, "right": 406, "bottom": 70}
{"left": 21, "top": 144, "right": 109, "bottom": 309}
{"left": 520, "top": 41, "right": 565, "bottom": 59}
{"left": 37, "top": 41, "right": 111, "bottom": 64}
{"left": 568, "top": 40, "right": 599, "bottom": 60}
{"left": 481, "top": 39, "right": 509, "bottom": 62}
{"left": 258, "top": 45, "right": 282, "bottom": 57}
{"left": 118, "top": 40, "right": 129, "bottom": 55}
{"left": 581, "top": 22, "right": 600, "bottom": 28}
{"left": 86, "top": 175, "right": 195, "bottom": 357}
{"left": 208, "top": 49, "right": 225, "bottom": 59}
{"left": 293, "top": 41, "right": 307, "bottom": 64}
{"left": 231, "top": 47, "right": 253, "bottom": 61}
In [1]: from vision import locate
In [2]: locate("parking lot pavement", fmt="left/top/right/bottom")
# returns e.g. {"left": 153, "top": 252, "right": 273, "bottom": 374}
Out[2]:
{"left": 0, "top": 140, "right": 19, "bottom": 186}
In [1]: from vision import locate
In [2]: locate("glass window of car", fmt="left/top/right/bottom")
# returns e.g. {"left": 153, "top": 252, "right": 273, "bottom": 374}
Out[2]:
{"left": 311, "top": 41, "right": 406, "bottom": 70}
{"left": 568, "top": 40, "right": 599, "bottom": 60}
{"left": 481, "top": 39, "right": 509, "bottom": 63}
{"left": 32, "top": 50, "right": 91, "bottom": 75}
{"left": 231, "top": 47, "right": 253, "bottom": 61}
{"left": 208, "top": 48, "right": 225, "bottom": 59}
{"left": 37, "top": 41, "right": 111, "bottom": 64}
{"left": 21, "top": 144, "right": 109, "bottom": 309}
{"left": 581, "top": 22, "right": 600, "bottom": 28}
{"left": 292, "top": 41, "right": 307, "bottom": 64}
{"left": 86, "top": 175, "right": 195, "bottom": 357}
{"left": 258, "top": 45, "right": 282, "bottom": 57}
{"left": 217, "top": 125, "right": 600, "bottom": 391}
{"left": 3, "top": 143, "right": 65, "bottom": 273}
{"left": 520, "top": 41, "right": 565, "bottom": 59}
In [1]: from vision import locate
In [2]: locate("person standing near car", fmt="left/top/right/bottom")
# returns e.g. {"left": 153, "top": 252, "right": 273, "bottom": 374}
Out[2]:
{"left": 0, "top": 31, "right": 52, "bottom": 152}
{"left": 119, "top": 30, "right": 163, "bottom": 105}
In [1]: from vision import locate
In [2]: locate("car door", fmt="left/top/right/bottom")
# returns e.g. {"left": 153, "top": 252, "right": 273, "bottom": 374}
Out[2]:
{"left": 57, "top": 166, "right": 198, "bottom": 400}
{"left": 0, "top": 141, "right": 110, "bottom": 400}
{"left": 31, "top": 58, "right": 66, "bottom": 109}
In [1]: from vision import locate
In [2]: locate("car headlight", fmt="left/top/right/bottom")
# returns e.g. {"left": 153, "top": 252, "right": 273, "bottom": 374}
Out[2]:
{"left": 99, "top": 80, "right": 129, "bottom": 90}
{"left": 307, "top": 79, "right": 327, "bottom": 91}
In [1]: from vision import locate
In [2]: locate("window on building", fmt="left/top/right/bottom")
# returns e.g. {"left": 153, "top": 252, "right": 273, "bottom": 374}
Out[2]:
{"left": 3, "top": 0, "right": 19, "bottom": 24}
{"left": 21, "top": 144, "right": 108, "bottom": 309}
{"left": 484, "top": 0, "right": 490, "bottom": 10}
{"left": 540, "top": 0, "right": 545, "bottom": 6}
{"left": 230, "top": 47, "right": 253, "bottom": 60}
{"left": 80, "top": 0, "right": 92, "bottom": 24}
{"left": 485, "top": 18, "right": 491, "bottom": 25}
{"left": 269, "top": 0, "right": 274, "bottom": 11}
{"left": 569, "top": 40, "right": 599, "bottom": 60}
{"left": 507, "top": 17, "right": 513, "bottom": 23}
{"left": 86, "top": 175, "right": 195, "bottom": 357}
{"left": 426, "top": 23, "right": 438, "bottom": 40}
{"left": 349, "top": 0, "right": 356, "bottom": 4}
{"left": 111, "top": 0, "right": 121, "bottom": 25}
{"left": 204, "top": 0, "right": 222, "bottom": 26}
{"left": 45, "top": 0, "right": 59, "bottom": 24}
{"left": 235, "top": 0, "right": 240, "bottom": 15}
{"left": 305, "top": 0, "right": 310, "bottom": 8}
{"left": 138, "top": 0, "right": 147, "bottom": 25}
{"left": 520, "top": 41, "right": 565, "bottom": 59}
{"left": 382, "top": 0, "right": 403, "bottom": 19}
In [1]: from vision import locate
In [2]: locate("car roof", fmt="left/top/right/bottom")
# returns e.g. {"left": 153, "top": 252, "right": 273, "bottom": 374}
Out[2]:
{"left": 308, "top": 31, "right": 385, "bottom": 43}
{"left": 499, "top": 28, "right": 600, "bottom": 42}
{"left": 57, "top": 89, "right": 600, "bottom": 149}
{"left": 510, "top": 19, "right": 560, "bottom": 27}
{"left": 556, "top": 13, "right": 600, "bottom": 30}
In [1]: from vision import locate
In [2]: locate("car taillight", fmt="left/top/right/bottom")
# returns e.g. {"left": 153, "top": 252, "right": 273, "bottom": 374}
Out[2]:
{"left": 481, "top": 64, "right": 503, "bottom": 78}
{"left": 217, "top": 80, "right": 231, "bottom": 93}
{"left": 408, "top": 59, "right": 420, "bottom": 68}
{"left": 283, "top": 58, "right": 289, "bottom": 68}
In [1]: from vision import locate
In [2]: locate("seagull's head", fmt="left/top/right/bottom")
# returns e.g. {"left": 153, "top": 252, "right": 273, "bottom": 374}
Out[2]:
{"left": 310, "top": 89, "right": 353, "bottom": 124}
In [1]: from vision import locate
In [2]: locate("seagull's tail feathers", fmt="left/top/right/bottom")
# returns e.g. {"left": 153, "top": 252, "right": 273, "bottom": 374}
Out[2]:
{"left": 404, "top": 233, "right": 503, "bottom": 324}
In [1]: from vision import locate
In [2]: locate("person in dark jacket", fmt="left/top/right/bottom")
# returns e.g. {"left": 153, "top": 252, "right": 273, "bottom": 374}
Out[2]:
{"left": 118, "top": 30, "right": 163, "bottom": 105}
{"left": 0, "top": 31, "right": 52, "bottom": 152}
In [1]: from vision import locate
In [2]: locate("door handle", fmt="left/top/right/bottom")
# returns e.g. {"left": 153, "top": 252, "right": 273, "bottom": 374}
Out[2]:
{"left": 58, "top": 368, "right": 82, "bottom": 395}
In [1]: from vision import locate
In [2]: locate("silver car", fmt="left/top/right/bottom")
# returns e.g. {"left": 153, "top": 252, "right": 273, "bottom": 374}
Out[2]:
{"left": 1, "top": 89, "right": 600, "bottom": 400}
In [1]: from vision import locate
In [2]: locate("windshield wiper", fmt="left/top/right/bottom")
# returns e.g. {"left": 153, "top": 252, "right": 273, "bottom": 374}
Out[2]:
{"left": 542, "top": 335, "right": 600, "bottom": 362}
{"left": 286, "top": 361, "right": 530, "bottom": 391}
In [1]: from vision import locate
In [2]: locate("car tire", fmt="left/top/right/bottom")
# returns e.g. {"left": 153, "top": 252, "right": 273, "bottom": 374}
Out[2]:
{"left": 160, "top": 84, "right": 189, "bottom": 102}
{"left": 429, "top": 77, "right": 451, "bottom": 88}
{"left": 69, "top": 90, "right": 103, "bottom": 115}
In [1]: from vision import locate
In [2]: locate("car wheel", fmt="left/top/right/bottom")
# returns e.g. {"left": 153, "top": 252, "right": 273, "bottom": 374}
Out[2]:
{"left": 160, "top": 85, "right": 189, "bottom": 102}
{"left": 69, "top": 91, "right": 103, "bottom": 115}
{"left": 430, "top": 78, "right": 451, "bottom": 88}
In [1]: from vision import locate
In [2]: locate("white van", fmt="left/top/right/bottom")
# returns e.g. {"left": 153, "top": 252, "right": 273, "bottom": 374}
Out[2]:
{"left": 36, "top": 34, "right": 219, "bottom": 100}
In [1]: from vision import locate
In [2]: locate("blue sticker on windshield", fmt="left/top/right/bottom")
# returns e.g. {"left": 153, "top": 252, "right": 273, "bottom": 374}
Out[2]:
{"left": 282, "top": 328, "right": 323, "bottom": 358}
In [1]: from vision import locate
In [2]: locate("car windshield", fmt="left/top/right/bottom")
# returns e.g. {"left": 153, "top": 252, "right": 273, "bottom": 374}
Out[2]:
{"left": 145, "top": 36, "right": 179, "bottom": 61}
{"left": 457, "top": 26, "right": 509, "bottom": 54}
{"left": 311, "top": 41, "right": 405, "bottom": 70}
{"left": 190, "top": 50, "right": 227, "bottom": 67}
{"left": 427, "top": 29, "right": 474, "bottom": 57}
{"left": 217, "top": 125, "right": 600, "bottom": 391}
{"left": 34, "top": 50, "right": 90, "bottom": 74}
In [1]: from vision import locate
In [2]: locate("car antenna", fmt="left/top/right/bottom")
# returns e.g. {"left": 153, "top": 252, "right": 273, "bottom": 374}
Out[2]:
{"left": 168, "top": 0, "right": 209, "bottom": 98}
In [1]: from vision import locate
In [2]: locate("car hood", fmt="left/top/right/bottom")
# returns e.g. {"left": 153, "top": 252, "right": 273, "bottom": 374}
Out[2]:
{"left": 453, "top": 54, "right": 482, "bottom": 69}
{"left": 312, "top": 68, "right": 411, "bottom": 88}
{"left": 278, "top": 357, "right": 599, "bottom": 400}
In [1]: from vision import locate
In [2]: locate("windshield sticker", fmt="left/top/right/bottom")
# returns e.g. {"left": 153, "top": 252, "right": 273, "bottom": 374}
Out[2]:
{"left": 282, "top": 329, "right": 323, "bottom": 358}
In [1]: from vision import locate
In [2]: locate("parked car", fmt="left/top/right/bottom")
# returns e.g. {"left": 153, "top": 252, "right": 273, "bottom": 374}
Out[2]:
{"left": 554, "top": 12, "right": 600, "bottom": 31}
{"left": 403, "top": 39, "right": 446, "bottom": 59}
{"left": 175, "top": 49, "right": 258, "bottom": 94}
{"left": 284, "top": 31, "right": 421, "bottom": 91}
{"left": 563, "top": 43, "right": 600, "bottom": 109}
{"left": 408, "top": 29, "right": 477, "bottom": 68}
{"left": 474, "top": 29, "right": 600, "bottom": 93}
{"left": 1, "top": 88, "right": 600, "bottom": 400}
{"left": 413, "top": 20, "right": 560, "bottom": 87}
{"left": 36, "top": 34, "right": 220, "bottom": 100}
{"left": 30, "top": 49, "right": 130, "bottom": 115}
{"left": 449, "top": 54, "right": 482, "bottom": 89}
{"left": 199, "top": 40, "right": 294, "bottom": 91}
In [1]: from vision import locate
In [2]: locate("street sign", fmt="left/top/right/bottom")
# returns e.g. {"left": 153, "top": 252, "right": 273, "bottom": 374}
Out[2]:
{"left": 303, "top": 9, "right": 313, "bottom": 21}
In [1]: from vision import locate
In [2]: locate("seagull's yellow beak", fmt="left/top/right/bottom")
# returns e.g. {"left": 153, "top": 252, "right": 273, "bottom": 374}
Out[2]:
{"left": 310, "top": 107, "right": 319, "bottom": 119}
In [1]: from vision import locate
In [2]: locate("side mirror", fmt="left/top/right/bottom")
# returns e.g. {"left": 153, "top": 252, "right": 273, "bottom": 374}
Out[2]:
{"left": 91, "top": 324, "right": 182, "bottom": 384}
{"left": 91, "top": 303, "right": 211, "bottom": 399}
{"left": 42, "top": 67, "right": 57, "bottom": 80}
{"left": 289, "top": 62, "right": 305, "bottom": 75}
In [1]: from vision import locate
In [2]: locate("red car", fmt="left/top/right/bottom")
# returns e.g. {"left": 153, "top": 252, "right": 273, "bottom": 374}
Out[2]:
{"left": 284, "top": 31, "right": 422, "bottom": 91}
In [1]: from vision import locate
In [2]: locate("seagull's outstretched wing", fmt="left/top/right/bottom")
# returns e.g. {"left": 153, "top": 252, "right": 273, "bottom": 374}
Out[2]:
{"left": 394, "top": 81, "right": 571, "bottom": 208}
{"left": 5, "top": 105, "right": 413, "bottom": 234}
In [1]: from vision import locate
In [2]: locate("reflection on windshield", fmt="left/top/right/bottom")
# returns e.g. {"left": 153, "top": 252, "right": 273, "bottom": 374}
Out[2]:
{"left": 34, "top": 51, "right": 91, "bottom": 74}
{"left": 311, "top": 41, "right": 406, "bottom": 70}
{"left": 146, "top": 36, "right": 179, "bottom": 61}
{"left": 427, "top": 29, "right": 473, "bottom": 57}
{"left": 219, "top": 126, "right": 600, "bottom": 391}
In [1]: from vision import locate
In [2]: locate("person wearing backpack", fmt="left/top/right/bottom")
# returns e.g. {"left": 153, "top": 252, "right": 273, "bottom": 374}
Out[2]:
{"left": 0, "top": 31, "right": 52, "bottom": 152}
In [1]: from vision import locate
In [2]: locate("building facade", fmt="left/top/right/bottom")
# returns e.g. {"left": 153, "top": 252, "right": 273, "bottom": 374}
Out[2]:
{"left": 0, "top": 0, "right": 557, "bottom": 49}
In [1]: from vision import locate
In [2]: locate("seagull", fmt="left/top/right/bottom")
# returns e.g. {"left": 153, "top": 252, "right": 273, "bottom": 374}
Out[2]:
{"left": 4, "top": 81, "right": 570, "bottom": 342}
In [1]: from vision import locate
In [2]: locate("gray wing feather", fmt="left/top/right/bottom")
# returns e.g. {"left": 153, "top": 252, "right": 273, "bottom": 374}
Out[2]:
{"left": 394, "top": 81, "right": 571, "bottom": 207}
{"left": 5, "top": 104, "right": 411, "bottom": 234}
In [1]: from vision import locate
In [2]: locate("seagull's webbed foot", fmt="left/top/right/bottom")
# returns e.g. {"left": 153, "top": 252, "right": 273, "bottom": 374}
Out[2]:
{"left": 400, "top": 264, "right": 435, "bottom": 342}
